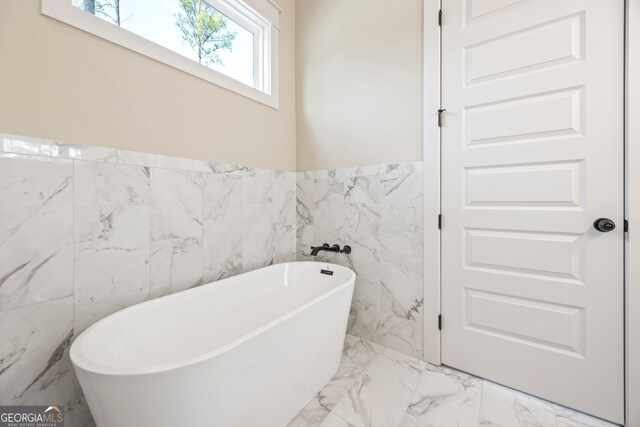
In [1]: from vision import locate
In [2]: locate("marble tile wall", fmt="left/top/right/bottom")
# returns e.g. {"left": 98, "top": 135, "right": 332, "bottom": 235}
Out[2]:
{"left": 0, "top": 133, "right": 425, "bottom": 426}
{"left": 296, "top": 163, "right": 425, "bottom": 359}
{"left": 0, "top": 134, "right": 297, "bottom": 426}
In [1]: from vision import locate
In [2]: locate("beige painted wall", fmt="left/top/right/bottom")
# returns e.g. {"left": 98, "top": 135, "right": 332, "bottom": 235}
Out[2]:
{"left": 0, "top": 0, "right": 296, "bottom": 171}
{"left": 296, "top": 0, "right": 423, "bottom": 171}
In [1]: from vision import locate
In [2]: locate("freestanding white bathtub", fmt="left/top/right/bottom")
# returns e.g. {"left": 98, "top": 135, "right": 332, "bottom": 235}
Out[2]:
{"left": 70, "top": 262, "right": 355, "bottom": 427}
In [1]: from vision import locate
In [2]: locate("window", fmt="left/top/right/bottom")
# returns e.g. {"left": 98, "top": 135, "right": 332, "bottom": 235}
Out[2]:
{"left": 42, "top": 0, "right": 281, "bottom": 108}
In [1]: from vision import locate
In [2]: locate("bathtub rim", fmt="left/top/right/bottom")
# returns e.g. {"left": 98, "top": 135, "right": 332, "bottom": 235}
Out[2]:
{"left": 70, "top": 261, "right": 356, "bottom": 377}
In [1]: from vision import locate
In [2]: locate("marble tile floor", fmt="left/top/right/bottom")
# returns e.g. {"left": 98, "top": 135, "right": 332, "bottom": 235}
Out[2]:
{"left": 289, "top": 335, "right": 618, "bottom": 427}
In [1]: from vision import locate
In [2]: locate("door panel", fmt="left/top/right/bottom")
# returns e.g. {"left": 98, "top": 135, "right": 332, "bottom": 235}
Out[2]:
{"left": 441, "top": 0, "right": 624, "bottom": 422}
{"left": 464, "top": 289, "right": 585, "bottom": 355}
{"left": 465, "top": 13, "right": 584, "bottom": 85}
{"left": 465, "top": 0, "right": 527, "bottom": 22}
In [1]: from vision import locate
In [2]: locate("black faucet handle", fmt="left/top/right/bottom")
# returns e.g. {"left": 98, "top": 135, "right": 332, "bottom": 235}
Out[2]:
{"left": 340, "top": 245, "right": 352, "bottom": 254}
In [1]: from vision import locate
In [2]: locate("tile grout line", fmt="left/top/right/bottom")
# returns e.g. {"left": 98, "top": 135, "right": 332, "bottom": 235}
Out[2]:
{"left": 202, "top": 172, "right": 206, "bottom": 286}
{"left": 477, "top": 378, "right": 486, "bottom": 426}
{"left": 147, "top": 166, "right": 152, "bottom": 301}
{"left": 71, "top": 158, "right": 77, "bottom": 423}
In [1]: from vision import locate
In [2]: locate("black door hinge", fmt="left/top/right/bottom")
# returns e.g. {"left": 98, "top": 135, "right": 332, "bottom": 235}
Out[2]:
{"left": 438, "top": 9, "right": 442, "bottom": 26}
{"left": 625, "top": 219, "right": 629, "bottom": 233}
{"left": 438, "top": 214, "right": 442, "bottom": 229}
{"left": 438, "top": 314, "right": 442, "bottom": 330}
{"left": 438, "top": 108, "right": 446, "bottom": 127}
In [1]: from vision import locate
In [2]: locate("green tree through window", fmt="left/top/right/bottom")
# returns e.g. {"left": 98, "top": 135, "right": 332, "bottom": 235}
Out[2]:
{"left": 81, "top": 0, "right": 129, "bottom": 26}
{"left": 175, "top": 0, "right": 237, "bottom": 66}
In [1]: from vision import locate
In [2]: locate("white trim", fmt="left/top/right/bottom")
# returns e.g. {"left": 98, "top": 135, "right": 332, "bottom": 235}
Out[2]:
{"left": 265, "top": 0, "right": 283, "bottom": 14}
{"left": 423, "top": 0, "right": 442, "bottom": 365}
{"left": 626, "top": 0, "right": 639, "bottom": 425}
{"left": 42, "top": 0, "right": 280, "bottom": 109}
{"left": 208, "top": 0, "right": 266, "bottom": 90}
{"left": 238, "top": 0, "right": 280, "bottom": 25}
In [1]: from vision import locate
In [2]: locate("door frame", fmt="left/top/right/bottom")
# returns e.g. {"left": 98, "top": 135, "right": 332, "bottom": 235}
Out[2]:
{"left": 422, "top": 0, "right": 442, "bottom": 365}
{"left": 625, "top": 1, "right": 639, "bottom": 425}
{"left": 422, "top": 0, "right": 639, "bottom": 424}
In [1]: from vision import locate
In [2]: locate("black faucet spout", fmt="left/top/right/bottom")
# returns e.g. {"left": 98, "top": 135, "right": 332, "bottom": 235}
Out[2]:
{"left": 310, "top": 243, "right": 340, "bottom": 256}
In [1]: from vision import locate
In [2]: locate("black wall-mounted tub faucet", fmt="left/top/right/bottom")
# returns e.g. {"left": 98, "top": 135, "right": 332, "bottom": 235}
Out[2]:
{"left": 310, "top": 243, "right": 351, "bottom": 256}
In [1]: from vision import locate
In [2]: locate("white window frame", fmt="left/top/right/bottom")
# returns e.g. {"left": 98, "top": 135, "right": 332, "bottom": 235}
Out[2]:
{"left": 42, "top": 0, "right": 281, "bottom": 109}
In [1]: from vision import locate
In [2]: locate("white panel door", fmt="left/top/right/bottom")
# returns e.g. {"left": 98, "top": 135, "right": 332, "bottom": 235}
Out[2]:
{"left": 441, "top": 0, "right": 625, "bottom": 422}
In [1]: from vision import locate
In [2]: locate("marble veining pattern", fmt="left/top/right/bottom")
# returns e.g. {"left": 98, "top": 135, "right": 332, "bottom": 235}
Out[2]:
{"left": 203, "top": 174, "right": 244, "bottom": 282}
{"left": 0, "top": 298, "right": 75, "bottom": 421}
{"left": 74, "top": 161, "right": 150, "bottom": 206}
{"left": 0, "top": 158, "right": 74, "bottom": 311}
{"left": 273, "top": 178, "right": 297, "bottom": 263}
{"left": 149, "top": 237, "right": 203, "bottom": 298}
{"left": 73, "top": 204, "right": 151, "bottom": 334}
{"left": 149, "top": 168, "right": 205, "bottom": 297}
{"left": 296, "top": 164, "right": 425, "bottom": 358}
{"left": 150, "top": 168, "right": 204, "bottom": 240}
{"left": 290, "top": 335, "right": 619, "bottom": 427}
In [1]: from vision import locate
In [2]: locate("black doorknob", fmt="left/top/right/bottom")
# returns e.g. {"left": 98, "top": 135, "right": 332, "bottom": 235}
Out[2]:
{"left": 593, "top": 218, "right": 616, "bottom": 232}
